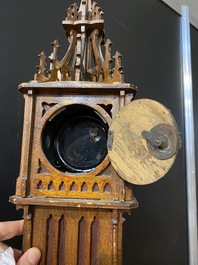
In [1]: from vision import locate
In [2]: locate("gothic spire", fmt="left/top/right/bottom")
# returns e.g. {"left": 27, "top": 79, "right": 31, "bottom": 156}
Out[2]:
{"left": 34, "top": 0, "right": 124, "bottom": 83}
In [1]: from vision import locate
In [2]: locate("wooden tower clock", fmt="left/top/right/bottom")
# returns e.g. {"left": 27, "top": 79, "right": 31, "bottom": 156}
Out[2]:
{"left": 10, "top": 1, "right": 181, "bottom": 264}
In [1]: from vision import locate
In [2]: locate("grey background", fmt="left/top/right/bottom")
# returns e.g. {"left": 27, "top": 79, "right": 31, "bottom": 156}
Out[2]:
{"left": 0, "top": 0, "right": 197, "bottom": 264}
{"left": 162, "top": 0, "right": 198, "bottom": 28}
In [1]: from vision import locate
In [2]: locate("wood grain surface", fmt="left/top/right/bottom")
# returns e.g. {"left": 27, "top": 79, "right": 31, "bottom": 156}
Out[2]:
{"left": 108, "top": 98, "right": 179, "bottom": 185}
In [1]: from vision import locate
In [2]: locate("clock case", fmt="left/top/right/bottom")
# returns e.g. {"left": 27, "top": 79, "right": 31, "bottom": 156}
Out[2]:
{"left": 10, "top": 1, "right": 180, "bottom": 264}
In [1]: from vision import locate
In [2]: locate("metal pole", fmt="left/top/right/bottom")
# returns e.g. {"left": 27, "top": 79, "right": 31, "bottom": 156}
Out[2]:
{"left": 181, "top": 5, "right": 198, "bottom": 265}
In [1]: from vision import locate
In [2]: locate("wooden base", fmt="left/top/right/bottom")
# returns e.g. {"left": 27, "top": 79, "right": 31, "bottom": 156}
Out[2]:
{"left": 24, "top": 206, "right": 130, "bottom": 265}
{"left": 10, "top": 197, "right": 137, "bottom": 265}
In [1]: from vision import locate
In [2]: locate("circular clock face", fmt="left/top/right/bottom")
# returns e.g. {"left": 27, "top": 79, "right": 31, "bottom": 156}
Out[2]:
{"left": 56, "top": 116, "right": 107, "bottom": 171}
{"left": 42, "top": 104, "right": 109, "bottom": 173}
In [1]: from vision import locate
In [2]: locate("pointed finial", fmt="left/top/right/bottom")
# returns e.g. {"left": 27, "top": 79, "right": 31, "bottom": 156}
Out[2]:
{"left": 79, "top": 0, "right": 92, "bottom": 20}
{"left": 34, "top": 0, "right": 124, "bottom": 83}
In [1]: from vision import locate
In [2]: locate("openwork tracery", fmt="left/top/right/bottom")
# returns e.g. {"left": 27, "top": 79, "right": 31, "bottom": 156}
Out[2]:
{"left": 34, "top": 0, "right": 124, "bottom": 83}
